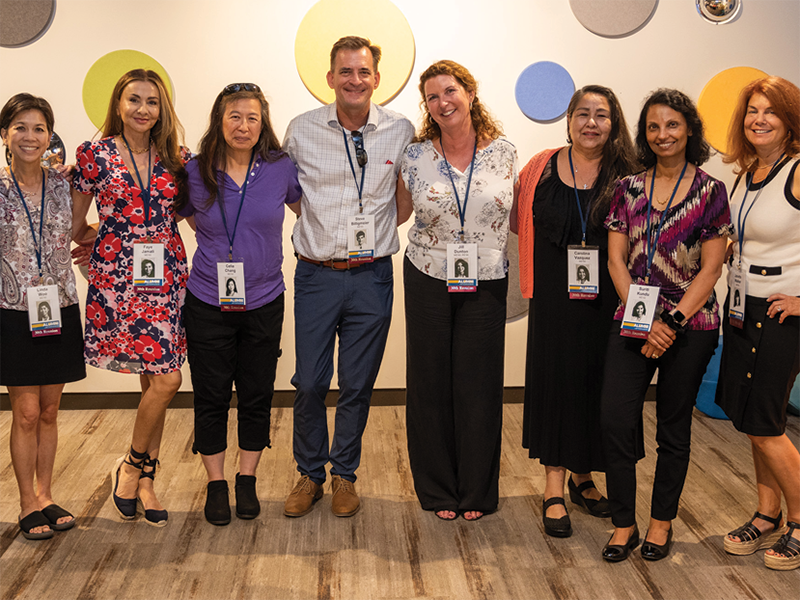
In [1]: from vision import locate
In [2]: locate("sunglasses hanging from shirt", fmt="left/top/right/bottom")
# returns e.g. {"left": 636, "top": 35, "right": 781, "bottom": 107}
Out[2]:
{"left": 344, "top": 128, "right": 375, "bottom": 265}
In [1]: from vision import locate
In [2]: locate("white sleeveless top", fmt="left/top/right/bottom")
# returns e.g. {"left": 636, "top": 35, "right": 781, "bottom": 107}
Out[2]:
{"left": 728, "top": 158, "right": 800, "bottom": 297}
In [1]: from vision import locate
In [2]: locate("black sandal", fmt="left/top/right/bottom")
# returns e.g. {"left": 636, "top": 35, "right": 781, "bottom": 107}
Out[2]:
{"left": 765, "top": 521, "right": 800, "bottom": 571}
{"left": 568, "top": 476, "right": 611, "bottom": 518}
{"left": 18, "top": 511, "right": 53, "bottom": 540}
{"left": 724, "top": 511, "right": 783, "bottom": 556}
{"left": 111, "top": 446, "right": 146, "bottom": 520}
{"left": 138, "top": 457, "right": 168, "bottom": 527}
{"left": 543, "top": 497, "right": 572, "bottom": 538}
{"left": 41, "top": 504, "right": 75, "bottom": 531}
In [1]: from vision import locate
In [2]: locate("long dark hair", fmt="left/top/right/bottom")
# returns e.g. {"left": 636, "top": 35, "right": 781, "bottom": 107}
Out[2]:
{"left": 635, "top": 88, "right": 711, "bottom": 168}
{"left": 175, "top": 87, "right": 283, "bottom": 211}
{"left": 102, "top": 69, "right": 185, "bottom": 177}
{"left": 566, "top": 85, "right": 639, "bottom": 227}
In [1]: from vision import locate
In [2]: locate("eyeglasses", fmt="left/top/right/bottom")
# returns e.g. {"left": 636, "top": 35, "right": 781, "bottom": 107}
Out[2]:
{"left": 222, "top": 83, "right": 261, "bottom": 95}
{"left": 351, "top": 130, "right": 368, "bottom": 168}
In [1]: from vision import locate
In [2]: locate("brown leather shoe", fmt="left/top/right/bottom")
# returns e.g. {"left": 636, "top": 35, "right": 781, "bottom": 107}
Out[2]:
{"left": 284, "top": 476, "right": 323, "bottom": 517}
{"left": 331, "top": 475, "right": 360, "bottom": 517}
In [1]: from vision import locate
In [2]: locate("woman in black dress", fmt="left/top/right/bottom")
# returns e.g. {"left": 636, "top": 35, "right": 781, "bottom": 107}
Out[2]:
{"left": 513, "top": 85, "right": 637, "bottom": 537}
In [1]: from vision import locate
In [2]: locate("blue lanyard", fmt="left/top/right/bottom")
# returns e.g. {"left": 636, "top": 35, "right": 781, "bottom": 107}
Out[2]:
{"left": 568, "top": 147, "right": 590, "bottom": 246}
{"left": 440, "top": 138, "right": 477, "bottom": 242}
{"left": 218, "top": 150, "right": 256, "bottom": 261}
{"left": 644, "top": 161, "right": 688, "bottom": 283}
{"left": 736, "top": 153, "right": 784, "bottom": 267}
{"left": 342, "top": 128, "right": 365, "bottom": 212}
{"left": 9, "top": 166, "right": 46, "bottom": 280}
{"left": 121, "top": 133, "right": 153, "bottom": 234}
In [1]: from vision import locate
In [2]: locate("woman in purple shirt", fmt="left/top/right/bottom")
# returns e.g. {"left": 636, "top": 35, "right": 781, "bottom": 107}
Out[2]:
{"left": 600, "top": 89, "right": 731, "bottom": 562}
{"left": 175, "top": 83, "right": 301, "bottom": 525}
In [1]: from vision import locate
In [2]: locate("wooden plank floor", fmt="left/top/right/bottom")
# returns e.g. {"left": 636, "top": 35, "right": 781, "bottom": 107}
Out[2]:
{"left": 1, "top": 403, "right": 798, "bottom": 600}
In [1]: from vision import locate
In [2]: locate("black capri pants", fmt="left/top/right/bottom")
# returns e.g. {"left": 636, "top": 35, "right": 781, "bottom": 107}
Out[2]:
{"left": 601, "top": 321, "right": 718, "bottom": 528}
{"left": 185, "top": 290, "right": 284, "bottom": 455}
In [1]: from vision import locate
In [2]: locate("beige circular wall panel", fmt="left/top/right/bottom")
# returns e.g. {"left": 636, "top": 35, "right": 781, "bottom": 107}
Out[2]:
{"left": 0, "top": 0, "right": 55, "bottom": 47}
{"left": 569, "top": 0, "right": 658, "bottom": 38}
{"left": 294, "top": 0, "right": 415, "bottom": 105}
{"left": 698, "top": 66, "right": 768, "bottom": 154}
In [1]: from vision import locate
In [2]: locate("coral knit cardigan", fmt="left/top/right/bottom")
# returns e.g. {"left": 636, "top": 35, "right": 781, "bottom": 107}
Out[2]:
{"left": 517, "top": 147, "right": 561, "bottom": 298}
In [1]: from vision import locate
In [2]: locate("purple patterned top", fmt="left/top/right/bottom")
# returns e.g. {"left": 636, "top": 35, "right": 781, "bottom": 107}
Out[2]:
{"left": 605, "top": 168, "right": 732, "bottom": 331}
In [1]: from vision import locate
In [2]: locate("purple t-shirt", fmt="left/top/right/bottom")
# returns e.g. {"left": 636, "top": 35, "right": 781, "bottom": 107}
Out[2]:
{"left": 605, "top": 167, "right": 732, "bottom": 331}
{"left": 179, "top": 153, "right": 301, "bottom": 310}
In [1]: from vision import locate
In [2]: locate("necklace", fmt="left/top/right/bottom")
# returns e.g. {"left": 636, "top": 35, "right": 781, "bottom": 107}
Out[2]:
{"left": 121, "top": 135, "right": 151, "bottom": 154}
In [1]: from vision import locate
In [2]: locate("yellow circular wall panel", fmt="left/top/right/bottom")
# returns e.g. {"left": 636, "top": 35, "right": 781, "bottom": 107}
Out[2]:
{"left": 82, "top": 50, "right": 174, "bottom": 130}
{"left": 698, "top": 66, "right": 768, "bottom": 154}
{"left": 294, "top": 0, "right": 415, "bottom": 105}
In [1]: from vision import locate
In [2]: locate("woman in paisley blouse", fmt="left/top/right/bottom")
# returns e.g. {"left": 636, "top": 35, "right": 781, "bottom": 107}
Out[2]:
{"left": 72, "top": 69, "right": 189, "bottom": 527}
{"left": 1, "top": 93, "right": 90, "bottom": 539}
{"left": 600, "top": 89, "right": 731, "bottom": 562}
{"left": 397, "top": 60, "right": 518, "bottom": 521}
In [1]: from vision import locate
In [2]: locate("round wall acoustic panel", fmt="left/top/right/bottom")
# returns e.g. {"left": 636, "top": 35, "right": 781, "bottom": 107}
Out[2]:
{"left": 294, "top": 0, "right": 415, "bottom": 105}
{"left": 698, "top": 66, "right": 768, "bottom": 154}
{"left": 515, "top": 61, "right": 575, "bottom": 122}
{"left": 570, "top": 0, "right": 657, "bottom": 38}
{"left": 0, "top": 0, "right": 55, "bottom": 47}
{"left": 82, "top": 50, "right": 174, "bottom": 130}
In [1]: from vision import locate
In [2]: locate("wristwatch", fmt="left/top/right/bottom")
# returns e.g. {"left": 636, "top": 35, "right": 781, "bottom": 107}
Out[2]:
{"left": 660, "top": 308, "right": 686, "bottom": 333}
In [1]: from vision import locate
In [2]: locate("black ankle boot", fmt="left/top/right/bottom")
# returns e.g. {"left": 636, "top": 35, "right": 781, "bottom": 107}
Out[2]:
{"left": 235, "top": 473, "right": 260, "bottom": 520}
{"left": 205, "top": 480, "right": 231, "bottom": 526}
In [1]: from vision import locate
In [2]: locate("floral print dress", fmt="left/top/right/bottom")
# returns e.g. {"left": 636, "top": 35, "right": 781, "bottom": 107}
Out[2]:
{"left": 74, "top": 137, "right": 188, "bottom": 374}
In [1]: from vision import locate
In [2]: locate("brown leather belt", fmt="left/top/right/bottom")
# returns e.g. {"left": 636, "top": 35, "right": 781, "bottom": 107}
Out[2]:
{"left": 297, "top": 254, "right": 389, "bottom": 270}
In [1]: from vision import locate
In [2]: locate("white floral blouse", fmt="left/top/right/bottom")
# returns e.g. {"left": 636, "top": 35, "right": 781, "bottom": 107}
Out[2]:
{"left": 0, "top": 167, "right": 78, "bottom": 311}
{"left": 400, "top": 138, "right": 518, "bottom": 280}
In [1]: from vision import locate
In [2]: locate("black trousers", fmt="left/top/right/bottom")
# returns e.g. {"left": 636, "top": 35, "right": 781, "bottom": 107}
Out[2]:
{"left": 185, "top": 291, "right": 284, "bottom": 455}
{"left": 403, "top": 258, "right": 507, "bottom": 513}
{"left": 601, "top": 322, "right": 718, "bottom": 527}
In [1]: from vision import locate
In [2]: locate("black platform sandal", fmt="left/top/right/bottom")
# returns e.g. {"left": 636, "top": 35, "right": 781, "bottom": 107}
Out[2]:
{"left": 138, "top": 457, "right": 168, "bottom": 527}
{"left": 111, "top": 446, "right": 146, "bottom": 520}
{"left": 568, "top": 476, "right": 611, "bottom": 518}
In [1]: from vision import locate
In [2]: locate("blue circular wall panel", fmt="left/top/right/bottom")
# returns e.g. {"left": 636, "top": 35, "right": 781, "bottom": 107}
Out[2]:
{"left": 515, "top": 61, "right": 575, "bottom": 122}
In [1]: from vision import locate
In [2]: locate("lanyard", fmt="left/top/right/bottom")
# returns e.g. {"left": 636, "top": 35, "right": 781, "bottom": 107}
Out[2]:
{"left": 342, "top": 128, "right": 366, "bottom": 212}
{"left": 9, "top": 166, "right": 46, "bottom": 279}
{"left": 736, "top": 153, "right": 784, "bottom": 267}
{"left": 440, "top": 138, "right": 477, "bottom": 242}
{"left": 218, "top": 150, "right": 256, "bottom": 261}
{"left": 644, "top": 161, "right": 688, "bottom": 283}
{"left": 121, "top": 133, "right": 153, "bottom": 233}
{"left": 568, "top": 147, "right": 590, "bottom": 246}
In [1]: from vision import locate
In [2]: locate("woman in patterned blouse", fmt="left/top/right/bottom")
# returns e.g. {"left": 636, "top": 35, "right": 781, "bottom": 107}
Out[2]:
{"left": 600, "top": 89, "right": 732, "bottom": 562}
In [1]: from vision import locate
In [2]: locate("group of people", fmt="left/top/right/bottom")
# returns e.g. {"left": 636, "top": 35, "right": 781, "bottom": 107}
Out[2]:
{"left": 1, "top": 36, "right": 798, "bottom": 571}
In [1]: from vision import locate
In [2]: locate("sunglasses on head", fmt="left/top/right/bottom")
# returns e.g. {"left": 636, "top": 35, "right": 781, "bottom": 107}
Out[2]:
{"left": 351, "top": 130, "right": 368, "bottom": 168}
{"left": 222, "top": 83, "right": 261, "bottom": 95}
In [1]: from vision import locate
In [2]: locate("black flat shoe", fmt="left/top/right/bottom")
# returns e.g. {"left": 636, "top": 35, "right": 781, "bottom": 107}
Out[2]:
{"left": 543, "top": 497, "right": 572, "bottom": 538}
{"left": 602, "top": 526, "right": 640, "bottom": 562}
{"left": 205, "top": 480, "right": 231, "bottom": 526}
{"left": 568, "top": 476, "right": 611, "bottom": 518}
{"left": 642, "top": 527, "right": 673, "bottom": 561}
{"left": 235, "top": 473, "right": 260, "bottom": 520}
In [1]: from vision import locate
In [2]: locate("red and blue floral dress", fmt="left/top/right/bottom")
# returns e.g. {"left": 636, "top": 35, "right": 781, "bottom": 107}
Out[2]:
{"left": 74, "top": 137, "right": 188, "bottom": 374}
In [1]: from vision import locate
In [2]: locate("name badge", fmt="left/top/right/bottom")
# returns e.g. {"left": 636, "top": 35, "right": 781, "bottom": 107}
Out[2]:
{"left": 27, "top": 284, "right": 61, "bottom": 337}
{"left": 447, "top": 243, "right": 478, "bottom": 293}
{"left": 133, "top": 242, "right": 165, "bottom": 293}
{"left": 620, "top": 284, "right": 660, "bottom": 339}
{"left": 218, "top": 262, "right": 246, "bottom": 311}
{"left": 728, "top": 264, "right": 746, "bottom": 329}
{"left": 347, "top": 214, "right": 375, "bottom": 265}
{"left": 567, "top": 245, "right": 599, "bottom": 300}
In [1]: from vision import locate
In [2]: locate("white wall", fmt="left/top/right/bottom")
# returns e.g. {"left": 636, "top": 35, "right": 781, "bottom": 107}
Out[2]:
{"left": 2, "top": 0, "right": 798, "bottom": 393}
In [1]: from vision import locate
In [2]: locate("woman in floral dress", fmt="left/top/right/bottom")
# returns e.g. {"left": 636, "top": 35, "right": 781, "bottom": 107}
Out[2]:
{"left": 72, "top": 69, "right": 188, "bottom": 527}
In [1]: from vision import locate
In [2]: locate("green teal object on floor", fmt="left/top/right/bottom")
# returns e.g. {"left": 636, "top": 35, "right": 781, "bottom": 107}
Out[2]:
{"left": 788, "top": 372, "right": 800, "bottom": 416}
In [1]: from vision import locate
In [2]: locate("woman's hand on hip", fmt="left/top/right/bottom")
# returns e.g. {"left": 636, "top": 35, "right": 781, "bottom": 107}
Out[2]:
{"left": 767, "top": 293, "right": 800, "bottom": 323}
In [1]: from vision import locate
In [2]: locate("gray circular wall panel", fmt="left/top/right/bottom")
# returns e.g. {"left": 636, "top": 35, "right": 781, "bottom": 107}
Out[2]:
{"left": 569, "top": 0, "right": 658, "bottom": 38}
{"left": 0, "top": 0, "right": 55, "bottom": 48}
